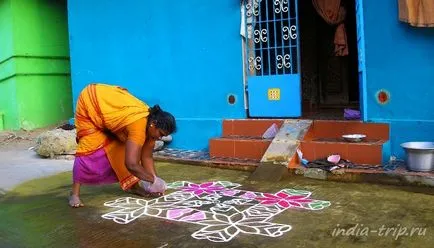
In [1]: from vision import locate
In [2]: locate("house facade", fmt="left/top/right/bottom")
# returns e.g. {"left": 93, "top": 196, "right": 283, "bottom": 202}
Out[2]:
{"left": 0, "top": 0, "right": 72, "bottom": 131}
{"left": 29, "top": 0, "right": 434, "bottom": 160}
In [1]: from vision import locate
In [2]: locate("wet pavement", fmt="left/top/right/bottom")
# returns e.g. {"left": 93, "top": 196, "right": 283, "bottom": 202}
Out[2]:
{"left": 0, "top": 161, "right": 433, "bottom": 248}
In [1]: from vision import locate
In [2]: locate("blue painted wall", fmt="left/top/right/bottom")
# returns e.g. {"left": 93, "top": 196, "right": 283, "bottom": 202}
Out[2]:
{"left": 67, "top": 0, "right": 246, "bottom": 150}
{"left": 67, "top": 0, "right": 434, "bottom": 158}
{"left": 362, "top": 0, "right": 434, "bottom": 159}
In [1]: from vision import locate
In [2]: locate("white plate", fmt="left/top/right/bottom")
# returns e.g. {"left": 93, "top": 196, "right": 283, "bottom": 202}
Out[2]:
{"left": 342, "top": 134, "right": 366, "bottom": 142}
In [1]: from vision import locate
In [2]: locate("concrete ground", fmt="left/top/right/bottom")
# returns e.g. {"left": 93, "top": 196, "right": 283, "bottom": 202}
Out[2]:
{"left": 0, "top": 127, "right": 73, "bottom": 193}
{"left": 1, "top": 161, "right": 433, "bottom": 248}
{"left": 0, "top": 150, "right": 73, "bottom": 192}
{"left": 0, "top": 129, "right": 432, "bottom": 247}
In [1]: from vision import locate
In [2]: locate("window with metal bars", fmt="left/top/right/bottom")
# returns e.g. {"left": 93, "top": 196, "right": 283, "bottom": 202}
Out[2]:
{"left": 244, "top": 0, "right": 299, "bottom": 76}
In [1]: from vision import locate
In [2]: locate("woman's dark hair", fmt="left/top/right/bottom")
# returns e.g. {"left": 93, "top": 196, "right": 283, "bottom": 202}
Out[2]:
{"left": 148, "top": 105, "right": 177, "bottom": 134}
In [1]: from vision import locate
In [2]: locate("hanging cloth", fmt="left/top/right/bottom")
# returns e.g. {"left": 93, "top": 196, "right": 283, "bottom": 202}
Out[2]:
{"left": 312, "top": 0, "right": 349, "bottom": 56}
{"left": 399, "top": 0, "right": 434, "bottom": 27}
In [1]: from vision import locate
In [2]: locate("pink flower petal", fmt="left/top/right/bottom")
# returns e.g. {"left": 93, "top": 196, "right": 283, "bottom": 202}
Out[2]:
{"left": 167, "top": 208, "right": 193, "bottom": 219}
{"left": 278, "top": 200, "right": 290, "bottom": 208}
{"left": 240, "top": 192, "right": 257, "bottom": 199}
{"left": 204, "top": 189, "right": 218, "bottom": 194}
{"left": 262, "top": 193, "right": 279, "bottom": 199}
{"left": 221, "top": 190, "right": 239, "bottom": 196}
{"left": 276, "top": 192, "right": 289, "bottom": 198}
{"left": 207, "top": 186, "right": 224, "bottom": 191}
{"left": 180, "top": 211, "right": 207, "bottom": 221}
{"left": 193, "top": 190, "right": 204, "bottom": 195}
{"left": 200, "top": 182, "right": 214, "bottom": 188}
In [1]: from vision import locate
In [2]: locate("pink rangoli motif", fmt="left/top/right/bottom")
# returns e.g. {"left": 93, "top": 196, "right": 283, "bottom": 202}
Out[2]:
{"left": 101, "top": 181, "right": 331, "bottom": 243}
{"left": 181, "top": 182, "right": 225, "bottom": 195}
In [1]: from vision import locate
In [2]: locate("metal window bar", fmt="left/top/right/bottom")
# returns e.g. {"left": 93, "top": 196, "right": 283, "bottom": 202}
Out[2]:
{"left": 279, "top": 0, "right": 284, "bottom": 75}
{"left": 265, "top": 0, "right": 271, "bottom": 76}
{"left": 245, "top": 0, "right": 298, "bottom": 76}
{"left": 272, "top": 0, "right": 279, "bottom": 75}
{"left": 287, "top": 0, "right": 292, "bottom": 74}
{"left": 258, "top": 0, "right": 264, "bottom": 76}
{"left": 256, "top": 17, "right": 296, "bottom": 24}
{"left": 245, "top": 0, "right": 255, "bottom": 76}
{"left": 253, "top": 45, "right": 297, "bottom": 50}
{"left": 294, "top": 0, "right": 300, "bottom": 74}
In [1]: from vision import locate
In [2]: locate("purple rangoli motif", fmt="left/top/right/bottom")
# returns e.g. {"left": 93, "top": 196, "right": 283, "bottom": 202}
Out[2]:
{"left": 101, "top": 181, "right": 331, "bottom": 243}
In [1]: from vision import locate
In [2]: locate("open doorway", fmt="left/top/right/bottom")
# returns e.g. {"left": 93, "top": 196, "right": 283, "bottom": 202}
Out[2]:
{"left": 298, "top": 0, "right": 360, "bottom": 120}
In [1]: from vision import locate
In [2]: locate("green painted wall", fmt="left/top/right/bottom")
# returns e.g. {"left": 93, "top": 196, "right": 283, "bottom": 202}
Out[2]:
{"left": 0, "top": 0, "right": 72, "bottom": 131}
{"left": 0, "top": 0, "right": 13, "bottom": 61}
{"left": 0, "top": 0, "right": 18, "bottom": 130}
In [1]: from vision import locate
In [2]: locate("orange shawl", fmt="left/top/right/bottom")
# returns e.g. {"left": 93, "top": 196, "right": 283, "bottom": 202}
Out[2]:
{"left": 399, "top": 0, "right": 434, "bottom": 27}
{"left": 75, "top": 83, "right": 149, "bottom": 189}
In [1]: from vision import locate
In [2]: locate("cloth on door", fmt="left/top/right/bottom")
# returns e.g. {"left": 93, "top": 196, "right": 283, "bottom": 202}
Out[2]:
{"left": 312, "top": 0, "right": 349, "bottom": 56}
{"left": 399, "top": 0, "right": 434, "bottom": 27}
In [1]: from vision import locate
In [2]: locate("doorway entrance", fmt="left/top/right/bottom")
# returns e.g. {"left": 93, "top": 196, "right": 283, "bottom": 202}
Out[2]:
{"left": 298, "top": 0, "right": 360, "bottom": 120}
{"left": 242, "top": 0, "right": 361, "bottom": 120}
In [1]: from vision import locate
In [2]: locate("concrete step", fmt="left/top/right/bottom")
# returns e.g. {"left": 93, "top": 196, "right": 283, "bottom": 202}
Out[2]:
{"left": 212, "top": 119, "right": 390, "bottom": 166}
{"left": 300, "top": 139, "right": 386, "bottom": 165}
{"left": 209, "top": 136, "right": 272, "bottom": 161}
{"left": 222, "top": 119, "right": 284, "bottom": 138}
{"left": 305, "top": 120, "right": 389, "bottom": 140}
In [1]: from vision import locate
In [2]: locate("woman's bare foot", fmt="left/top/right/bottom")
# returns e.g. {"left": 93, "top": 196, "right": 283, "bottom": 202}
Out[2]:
{"left": 69, "top": 193, "right": 84, "bottom": 208}
{"left": 69, "top": 182, "right": 83, "bottom": 207}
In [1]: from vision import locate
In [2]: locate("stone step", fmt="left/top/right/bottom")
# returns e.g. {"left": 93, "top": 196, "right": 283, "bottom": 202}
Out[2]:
{"left": 300, "top": 139, "right": 386, "bottom": 165}
{"left": 305, "top": 120, "right": 389, "bottom": 140}
{"left": 222, "top": 119, "right": 284, "bottom": 138}
{"left": 209, "top": 137, "right": 272, "bottom": 161}
{"left": 213, "top": 119, "right": 390, "bottom": 167}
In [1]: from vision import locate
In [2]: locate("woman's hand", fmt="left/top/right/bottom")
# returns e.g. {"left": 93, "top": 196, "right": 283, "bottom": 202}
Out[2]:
{"left": 138, "top": 176, "right": 167, "bottom": 194}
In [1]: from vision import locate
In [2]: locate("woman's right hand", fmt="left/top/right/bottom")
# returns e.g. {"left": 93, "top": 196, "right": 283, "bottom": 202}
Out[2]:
{"left": 150, "top": 176, "right": 167, "bottom": 193}
{"left": 139, "top": 176, "right": 167, "bottom": 194}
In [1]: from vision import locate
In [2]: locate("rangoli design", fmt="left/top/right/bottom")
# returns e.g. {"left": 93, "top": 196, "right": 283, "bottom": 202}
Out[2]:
{"left": 101, "top": 181, "right": 331, "bottom": 242}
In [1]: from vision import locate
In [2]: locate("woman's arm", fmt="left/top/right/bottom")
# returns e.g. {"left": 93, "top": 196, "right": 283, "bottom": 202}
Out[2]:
{"left": 122, "top": 118, "right": 156, "bottom": 183}
{"left": 125, "top": 140, "right": 155, "bottom": 183}
{"left": 125, "top": 139, "right": 166, "bottom": 194}
{"left": 140, "top": 138, "right": 157, "bottom": 176}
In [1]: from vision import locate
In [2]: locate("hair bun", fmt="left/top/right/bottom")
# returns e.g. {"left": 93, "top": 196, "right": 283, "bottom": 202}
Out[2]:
{"left": 150, "top": 104, "right": 162, "bottom": 114}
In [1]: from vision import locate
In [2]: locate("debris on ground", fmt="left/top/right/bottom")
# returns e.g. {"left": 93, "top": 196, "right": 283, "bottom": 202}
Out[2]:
{"left": 34, "top": 128, "right": 77, "bottom": 158}
{"left": 303, "top": 168, "right": 328, "bottom": 180}
{"left": 262, "top": 123, "right": 279, "bottom": 139}
{"left": 0, "top": 122, "right": 63, "bottom": 151}
{"left": 0, "top": 132, "right": 31, "bottom": 144}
